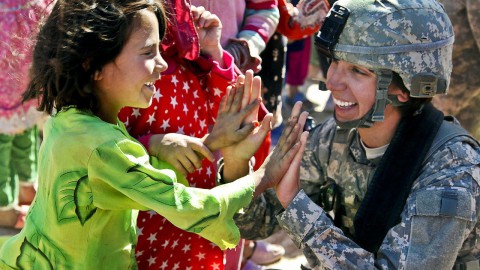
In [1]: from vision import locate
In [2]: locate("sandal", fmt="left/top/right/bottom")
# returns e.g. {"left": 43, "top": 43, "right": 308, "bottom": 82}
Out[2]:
{"left": 248, "top": 240, "right": 285, "bottom": 266}
{"left": 0, "top": 206, "right": 27, "bottom": 229}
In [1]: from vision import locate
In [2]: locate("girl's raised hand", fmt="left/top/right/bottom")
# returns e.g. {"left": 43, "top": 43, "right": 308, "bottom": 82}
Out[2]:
{"left": 202, "top": 71, "right": 262, "bottom": 153}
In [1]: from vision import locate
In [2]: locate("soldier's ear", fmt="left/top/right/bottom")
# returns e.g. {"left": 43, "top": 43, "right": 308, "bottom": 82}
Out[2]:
{"left": 388, "top": 83, "right": 410, "bottom": 103}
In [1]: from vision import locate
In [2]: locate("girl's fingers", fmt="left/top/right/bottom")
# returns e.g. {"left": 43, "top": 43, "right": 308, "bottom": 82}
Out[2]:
{"left": 252, "top": 76, "right": 262, "bottom": 102}
{"left": 218, "top": 87, "right": 230, "bottom": 113}
{"left": 245, "top": 75, "right": 262, "bottom": 123}
{"left": 277, "top": 101, "right": 304, "bottom": 146}
{"left": 230, "top": 75, "right": 245, "bottom": 112}
{"left": 198, "top": 10, "right": 212, "bottom": 27}
{"left": 171, "top": 159, "right": 188, "bottom": 176}
{"left": 178, "top": 155, "right": 196, "bottom": 174}
{"left": 190, "top": 143, "right": 214, "bottom": 163}
{"left": 241, "top": 70, "right": 254, "bottom": 109}
{"left": 224, "top": 85, "right": 235, "bottom": 112}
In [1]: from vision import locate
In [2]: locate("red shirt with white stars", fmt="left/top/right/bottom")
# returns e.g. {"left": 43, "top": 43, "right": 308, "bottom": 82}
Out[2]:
{"left": 119, "top": 52, "right": 237, "bottom": 270}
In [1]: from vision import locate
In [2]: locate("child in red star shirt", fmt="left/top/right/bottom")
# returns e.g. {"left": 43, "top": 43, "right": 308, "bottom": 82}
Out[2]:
{"left": 118, "top": 3, "right": 270, "bottom": 269}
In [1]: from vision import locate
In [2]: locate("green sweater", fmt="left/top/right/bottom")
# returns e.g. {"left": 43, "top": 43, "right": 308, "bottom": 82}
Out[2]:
{"left": 0, "top": 108, "right": 254, "bottom": 269}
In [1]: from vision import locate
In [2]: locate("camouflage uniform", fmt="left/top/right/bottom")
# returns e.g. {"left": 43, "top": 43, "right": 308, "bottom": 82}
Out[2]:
{"left": 236, "top": 117, "right": 480, "bottom": 269}
{"left": 235, "top": 1, "right": 480, "bottom": 267}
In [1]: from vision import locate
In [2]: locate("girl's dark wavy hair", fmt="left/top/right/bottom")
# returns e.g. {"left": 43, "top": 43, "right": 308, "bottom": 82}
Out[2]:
{"left": 23, "top": 0, "right": 167, "bottom": 114}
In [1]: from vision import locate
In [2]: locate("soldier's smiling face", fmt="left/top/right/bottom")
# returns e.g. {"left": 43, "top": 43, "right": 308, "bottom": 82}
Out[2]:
{"left": 325, "top": 59, "right": 377, "bottom": 123}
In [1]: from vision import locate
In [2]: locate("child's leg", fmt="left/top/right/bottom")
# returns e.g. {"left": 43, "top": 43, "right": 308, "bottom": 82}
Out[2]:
{"left": 0, "top": 133, "right": 24, "bottom": 228}
{"left": 0, "top": 133, "right": 15, "bottom": 208}
{"left": 11, "top": 127, "right": 37, "bottom": 205}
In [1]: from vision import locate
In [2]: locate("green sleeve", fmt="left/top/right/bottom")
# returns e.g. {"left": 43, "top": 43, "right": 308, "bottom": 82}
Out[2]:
{"left": 87, "top": 138, "right": 255, "bottom": 249}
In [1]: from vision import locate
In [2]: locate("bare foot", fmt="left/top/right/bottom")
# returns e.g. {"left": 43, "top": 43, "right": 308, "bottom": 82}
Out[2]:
{"left": 18, "top": 184, "right": 36, "bottom": 206}
{"left": 0, "top": 207, "right": 26, "bottom": 229}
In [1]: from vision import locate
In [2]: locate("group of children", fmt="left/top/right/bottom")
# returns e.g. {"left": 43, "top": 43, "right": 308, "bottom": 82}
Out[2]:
{"left": 0, "top": 0, "right": 309, "bottom": 269}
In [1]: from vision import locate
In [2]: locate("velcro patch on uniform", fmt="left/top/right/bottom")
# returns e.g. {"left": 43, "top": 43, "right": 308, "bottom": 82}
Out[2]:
{"left": 414, "top": 189, "right": 474, "bottom": 221}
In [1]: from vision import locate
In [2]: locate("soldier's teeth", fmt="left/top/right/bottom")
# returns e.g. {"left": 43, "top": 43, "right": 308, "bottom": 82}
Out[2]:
{"left": 333, "top": 97, "right": 356, "bottom": 107}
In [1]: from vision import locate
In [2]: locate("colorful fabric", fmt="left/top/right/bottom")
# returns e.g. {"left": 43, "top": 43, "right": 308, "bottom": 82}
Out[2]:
{"left": 118, "top": 51, "right": 238, "bottom": 270}
{"left": 191, "top": 0, "right": 279, "bottom": 61}
{"left": 0, "top": 0, "right": 49, "bottom": 134}
{"left": 235, "top": 117, "right": 480, "bottom": 269}
{"left": 0, "top": 108, "right": 254, "bottom": 269}
{"left": 276, "top": 0, "right": 330, "bottom": 41}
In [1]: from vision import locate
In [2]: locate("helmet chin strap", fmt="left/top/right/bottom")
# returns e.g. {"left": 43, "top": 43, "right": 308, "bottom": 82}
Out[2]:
{"left": 334, "top": 69, "right": 393, "bottom": 129}
{"left": 333, "top": 107, "right": 375, "bottom": 129}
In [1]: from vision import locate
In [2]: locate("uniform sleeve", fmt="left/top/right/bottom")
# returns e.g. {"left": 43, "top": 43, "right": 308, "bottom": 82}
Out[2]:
{"left": 277, "top": 140, "right": 480, "bottom": 269}
{"left": 87, "top": 138, "right": 255, "bottom": 249}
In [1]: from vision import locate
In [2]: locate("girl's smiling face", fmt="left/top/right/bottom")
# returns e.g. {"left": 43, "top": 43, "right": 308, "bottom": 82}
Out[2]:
{"left": 94, "top": 9, "right": 167, "bottom": 122}
{"left": 325, "top": 59, "right": 377, "bottom": 123}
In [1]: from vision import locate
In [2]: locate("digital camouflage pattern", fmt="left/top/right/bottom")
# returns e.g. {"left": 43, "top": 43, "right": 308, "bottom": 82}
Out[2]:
{"left": 235, "top": 117, "right": 480, "bottom": 269}
{"left": 331, "top": 0, "right": 454, "bottom": 96}
{"left": 433, "top": 0, "right": 480, "bottom": 139}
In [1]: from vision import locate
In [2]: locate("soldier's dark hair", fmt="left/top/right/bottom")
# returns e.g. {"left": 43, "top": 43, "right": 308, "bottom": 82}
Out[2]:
{"left": 23, "top": 0, "right": 167, "bottom": 114}
{"left": 391, "top": 72, "right": 432, "bottom": 117}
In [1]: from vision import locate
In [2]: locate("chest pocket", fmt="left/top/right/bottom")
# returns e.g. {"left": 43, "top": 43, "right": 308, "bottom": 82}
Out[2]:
{"left": 325, "top": 138, "right": 376, "bottom": 236}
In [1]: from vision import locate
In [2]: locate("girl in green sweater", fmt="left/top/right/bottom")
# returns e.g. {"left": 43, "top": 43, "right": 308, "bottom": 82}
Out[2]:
{"left": 0, "top": 0, "right": 308, "bottom": 268}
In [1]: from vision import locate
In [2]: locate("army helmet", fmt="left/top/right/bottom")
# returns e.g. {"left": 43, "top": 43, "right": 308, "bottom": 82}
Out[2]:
{"left": 315, "top": 0, "right": 454, "bottom": 128}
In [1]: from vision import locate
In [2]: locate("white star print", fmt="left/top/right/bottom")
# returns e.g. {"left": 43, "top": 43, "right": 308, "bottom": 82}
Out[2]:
{"left": 172, "top": 262, "right": 180, "bottom": 270}
{"left": 182, "top": 244, "right": 191, "bottom": 253}
{"left": 199, "top": 119, "right": 206, "bottom": 130}
{"left": 213, "top": 87, "right": 222, "bottom": 97}
{"left": 124, "top": 117, "right": 129, "bottom": 127}
{"left": 186, "top": 267, "right": 192, "bottom": 270}
{"left": 195, "top": 252, "right": 206, "bottom": 261}
{"left": 171, "top": 75, "right": 179, "bottom": 86}
{"left": 170, "top": 96, "right": 178, "bottom": 109}
{"left": 206, "top": 166, "right": 212, "bottom": 178}
{"left": 147, "top": 210, "right": 156, "bottom": 218}
{"left": 136, "top": 226, "right": 143, "bottom": 236}
{"left": 183, "top": 81, "right": 190, "bottom": 92}
{"left": 147, "top": 256, "right": 156, "bottom": 266}
{"left": 193, "top": 90, "right": 199, "bottom": 99}
{"left": 153, "top": 89, "right": 162, "bottom": 102}
{"left": 183, "top": 104, "right": 189, "bottom": 114}
{"left": 147, "top": 233, "right": 157, "bottom": 244}
{"left": 193, "top": 111, "right": 198, "bottom": 121}
{"left": 161, "top": 239, "right": 170, "bottom": 249}
{"left": 171, "top": 239, "right": 179, "bottom": 249}
{"left": 160, "top": 260, "right": 168, "bottom": 270}
{"left": 131, "top": 108, "right": 141, "bottom": 118}
{"left": 177, "top": 126, "right": 185, "bottom": 135}
{"left": 212, "top": 262, "right": 221, "bottom": 270}
{"left": 160, "top": 119, "right": 170, "bottom": 131}
{"left": 135, "top": 250, "right": 143, "bottom": 257}
{"left": 147, "top": 113, "right": 156, "bottom": 125}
